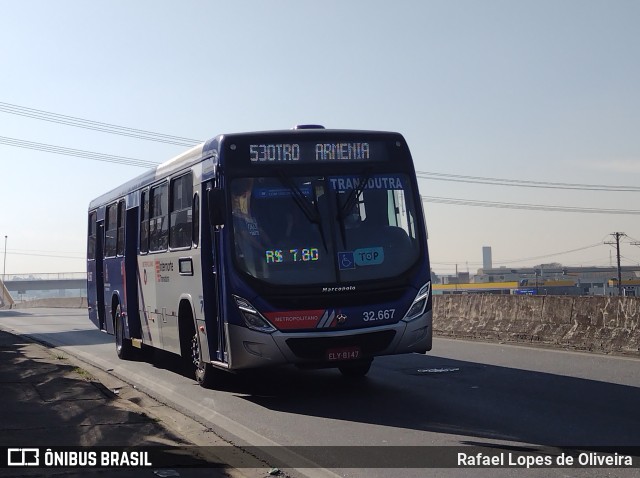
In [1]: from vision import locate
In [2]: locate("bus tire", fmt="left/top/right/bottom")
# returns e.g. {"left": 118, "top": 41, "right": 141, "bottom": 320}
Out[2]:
{"left": 191, "top": 333, "right": 215, "bottom": 388}
{"left": 114, "top": 303, "right": 134, "bottom": 360}
{"left": 178, "top": 303, "right": 215, "bottom": 388}
{"left": 338, "top": 359, "right": 373, "bottom": 378}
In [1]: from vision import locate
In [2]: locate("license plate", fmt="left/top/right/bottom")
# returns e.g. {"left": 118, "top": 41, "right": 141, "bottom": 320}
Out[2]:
{"left": 326, "top": 346, "right": 361, "bottom": 361}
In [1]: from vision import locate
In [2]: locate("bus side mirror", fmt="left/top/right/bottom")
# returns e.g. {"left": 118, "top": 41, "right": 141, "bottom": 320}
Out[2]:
{"left": 208, "top": 188, "right": 226, "bottom": 226}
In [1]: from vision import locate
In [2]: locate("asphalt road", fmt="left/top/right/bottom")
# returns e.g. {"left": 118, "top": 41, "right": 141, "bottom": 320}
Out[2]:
{"left": 1, "top": 308, "right": 638, "bottom": 478}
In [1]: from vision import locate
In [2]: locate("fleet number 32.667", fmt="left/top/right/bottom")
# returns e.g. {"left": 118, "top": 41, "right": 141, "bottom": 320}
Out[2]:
{"left": 363, "top": 309, "right": 396, "bottom": 321}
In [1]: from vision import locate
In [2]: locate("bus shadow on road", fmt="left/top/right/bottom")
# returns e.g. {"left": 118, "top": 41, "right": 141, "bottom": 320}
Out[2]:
{"left": 101, "top": 338, "right": 640, "bottom": 450}
{"left": 0, "top": 310, "right": 35, "bottom": 318}
{"left": 0, "top": 310, "right": 115, "bottom": 347}
{"left": 233, "top": 352, "right": 640, "bottom": 449}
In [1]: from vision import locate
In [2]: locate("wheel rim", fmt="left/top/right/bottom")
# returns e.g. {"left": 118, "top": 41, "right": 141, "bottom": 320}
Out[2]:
{"left": 191, "top": 334, "right": 199, "bottom": 366}
{"left": 192, "top": 334, "right": 205, "bottom": 380}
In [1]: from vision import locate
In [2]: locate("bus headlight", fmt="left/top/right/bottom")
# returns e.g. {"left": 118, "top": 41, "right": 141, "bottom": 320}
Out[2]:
{"left": 232, "top": 295, "right": 276, "bottom": 333}
{"left": 402, "top": 282, "right": 431, "bottom": 322}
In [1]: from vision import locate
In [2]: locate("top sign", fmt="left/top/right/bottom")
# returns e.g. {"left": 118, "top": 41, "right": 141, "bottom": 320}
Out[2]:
{"left": 248, "top": 141, "right": 388, "bottom": 164}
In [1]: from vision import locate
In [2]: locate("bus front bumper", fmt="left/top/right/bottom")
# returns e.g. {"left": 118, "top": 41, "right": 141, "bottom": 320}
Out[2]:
{"left": 224, "top": 310, "right": 432, "bottom": 370}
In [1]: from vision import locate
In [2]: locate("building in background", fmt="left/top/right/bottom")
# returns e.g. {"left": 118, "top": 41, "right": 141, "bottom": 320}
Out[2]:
{"left": 434, "top": 248, "right": 640, "bottom": 296}
{"left": 482, "top": 246, "right": 492, "bottom": 270}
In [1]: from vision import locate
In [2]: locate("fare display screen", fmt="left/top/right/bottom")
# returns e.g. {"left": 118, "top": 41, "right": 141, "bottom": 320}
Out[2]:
{"left": 248, "top": 141, "right": 389, "bottom": 164}
{"left": 265, "top": 248, "right": 320, "bottom": 264}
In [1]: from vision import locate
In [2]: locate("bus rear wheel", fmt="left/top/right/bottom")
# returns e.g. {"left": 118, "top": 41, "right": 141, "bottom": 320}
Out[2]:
{"left": 191, "top": 333, "right": 215, "bottom": 388}
{"left": 114, "top": 304, "right": 134, "bottom": 360}
{"left": 338, "top": 359, "right": 373, "bottom": 378}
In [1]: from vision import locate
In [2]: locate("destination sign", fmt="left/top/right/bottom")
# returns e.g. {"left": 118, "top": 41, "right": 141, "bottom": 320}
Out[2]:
{"left": 248, "top": 141, "right": 388, "bottom": 164}
{"left": 329, "top": 174, "right": 407, "bottom": 191}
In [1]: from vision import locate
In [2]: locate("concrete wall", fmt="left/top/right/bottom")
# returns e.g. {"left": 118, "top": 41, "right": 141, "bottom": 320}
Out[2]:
{"left": 433, "top": 295, "right": 640, "bottom": 356}
{"left": 12, "top": 297, "right": 88, "bottom": 309}
{"left": 8, "top": 295, "right": 640, "bottom": 356}
{"left": 0, "top": 280, "right": 14, "bottom": 308}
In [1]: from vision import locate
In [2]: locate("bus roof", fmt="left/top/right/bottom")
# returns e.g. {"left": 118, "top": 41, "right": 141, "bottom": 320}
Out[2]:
{"left": 88, "top": 128, "right": 405, "bottom": 210}
{"left": 88, "top": 142, "right": 205, "bottom": 210}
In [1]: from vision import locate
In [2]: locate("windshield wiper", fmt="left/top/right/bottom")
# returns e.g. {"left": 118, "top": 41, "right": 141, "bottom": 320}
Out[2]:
{"left": 277, "top": 171, "right": 328, "bottom": 252}
{"left": 277, "top": 171, "right": 318, "bottom": 224}
{"left": 336, "top": 167, "right": 373, "bottom": 247}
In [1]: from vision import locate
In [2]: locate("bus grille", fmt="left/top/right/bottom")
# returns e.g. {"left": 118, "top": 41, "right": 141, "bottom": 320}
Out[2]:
{"left": 285, "top": 330, "right": 396, "bottom": 360}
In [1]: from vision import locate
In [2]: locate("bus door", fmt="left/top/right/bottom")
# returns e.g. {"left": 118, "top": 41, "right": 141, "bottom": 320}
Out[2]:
{"left": 213, "top": 225, "right": 226, "bottom": 362}
{"left": 124, "top": 207, "right": 141, "bottom": 339}
{"left": 95, "top": 221, "right": 106, "bottom": 331}
{"left": 88, "top": 212, "right": 100, "bottom": 329}
{"left": 202, "top": 186, "right": 225, "bottom": 363}
{"left": 102, "top": 200, "right": 126, "bottom": 335}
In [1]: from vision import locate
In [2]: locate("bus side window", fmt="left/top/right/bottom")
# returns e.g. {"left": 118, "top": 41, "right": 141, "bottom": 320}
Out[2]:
{"left": 116, "top": 200, "right": 126, "bottom": 256}
{"left": 169, "top": 173, "right": 193, "bottom": 249}
{"left": 88, "top": 211, "right": 97, "bottom": 260}
{"left": 105, "top": 203, "right": 118, "bottom": 257}
{"left": 150, "top": 182, "right": 168, "bottom": 252}
{"left": 140, "top": 190, "right": 149, "bottom": 254}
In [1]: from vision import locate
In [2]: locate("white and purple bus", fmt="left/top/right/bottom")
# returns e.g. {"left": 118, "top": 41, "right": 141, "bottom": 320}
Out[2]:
{"left": 87, "top": 126, "right": 432, "bottom": 387}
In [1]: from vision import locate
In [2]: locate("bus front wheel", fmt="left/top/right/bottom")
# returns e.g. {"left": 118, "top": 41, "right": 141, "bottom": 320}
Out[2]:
{"left": 191, "top": 333, "right": 215, "bottom": 388}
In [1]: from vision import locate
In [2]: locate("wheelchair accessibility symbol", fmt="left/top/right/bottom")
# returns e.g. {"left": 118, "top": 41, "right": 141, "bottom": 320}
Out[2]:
{"left": 338, "top": 252, "right": 355, "bottom": 270}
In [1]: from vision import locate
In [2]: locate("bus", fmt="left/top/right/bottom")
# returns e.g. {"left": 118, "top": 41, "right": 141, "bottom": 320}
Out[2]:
{"left": 87, "top": 126, "right": 432, "bottom": 387}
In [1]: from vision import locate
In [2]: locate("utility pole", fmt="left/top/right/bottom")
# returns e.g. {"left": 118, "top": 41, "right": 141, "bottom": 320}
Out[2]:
{"left": 605, "top": 232, "right": 625, "bottom": 296}
{"left": 632, "top": 241, "right": 640, "bottom": 269}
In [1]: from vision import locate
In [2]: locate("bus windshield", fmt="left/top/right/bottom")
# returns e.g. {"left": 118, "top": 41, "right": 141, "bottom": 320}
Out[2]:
{"left": 230, "top": 174, "right": 421, "bottom": 285}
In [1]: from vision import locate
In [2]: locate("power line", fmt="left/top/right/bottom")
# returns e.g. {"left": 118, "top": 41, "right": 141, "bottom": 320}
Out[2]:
{"left": 421, "top": 195, "right": 640, "bottom": 215}
{"left": 4, "top": 101, "right": 640, "bottom": 213}
{"left": 494, "top": 243, "right": 606, "bottom": 264}
{"left": 0, "top": 101, "right": 202, "bottom": 147}
{"left": 6, "top": 134, "right": 639, "bottom": 210}
{"left": 4, "top": 137, "right": 640, "bottom": 212}
{"left": 620, "top": 254, "right": 640, "bottom": 264}
{"left": 417, "top": 171, "right": 640, "bottom": 192}
{"left": 431, "top": 242, "right": 606, "bottom": 268}
{"left": 6, "top": 251, "right": 85, "bottom": 260}
{"left": 625, "top": 234, "right": 640, "bottom": 245}
{"left": 0, "top": 136, "right": 158, "bottom": 168}
{"left": 3, "top": 101, "right": 638, "bottom": 193}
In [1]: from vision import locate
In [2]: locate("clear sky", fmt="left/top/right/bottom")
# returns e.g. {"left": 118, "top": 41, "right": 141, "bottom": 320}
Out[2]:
{"left": 1, "top": 0, "right": 639, "bottom": 276}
